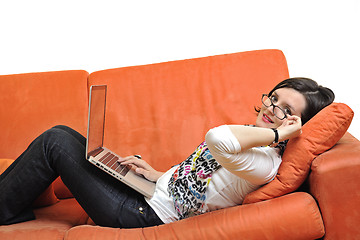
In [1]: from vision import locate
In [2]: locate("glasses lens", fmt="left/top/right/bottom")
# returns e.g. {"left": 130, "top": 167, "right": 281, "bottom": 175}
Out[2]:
{"left": 262, "top": 94, "right": 271, "bottom": 107}
{"left": 273, "top": 106, "right": 286, "bottom": 120}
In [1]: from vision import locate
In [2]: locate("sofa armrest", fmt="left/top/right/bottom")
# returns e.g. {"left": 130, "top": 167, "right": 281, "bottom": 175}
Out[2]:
{"left": 65, "top": 192, "right": 324, "bottom": 240}
{"left": 309, "top": 132, "right": 360, "bottom": 239}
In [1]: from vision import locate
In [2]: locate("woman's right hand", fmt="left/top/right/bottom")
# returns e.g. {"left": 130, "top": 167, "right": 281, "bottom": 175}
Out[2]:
{"left": 277, "top": 115, "right": 302, "bottom": 142}
{"left": 117, "top": 156, "right": 164, "bottom": 182}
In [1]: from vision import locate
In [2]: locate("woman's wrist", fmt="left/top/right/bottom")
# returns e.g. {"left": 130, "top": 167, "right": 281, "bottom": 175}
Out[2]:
{"left": 154, "top": 171, "right": 165, "bottom": 182}
{"left": 228, "top": 125, "right": 283, "bottom": 151}
{"left": 271, "top": 128, "right": 279, "bottom": 144}
{"left": 277, "top": 128, "right": 286, "bottom": 142}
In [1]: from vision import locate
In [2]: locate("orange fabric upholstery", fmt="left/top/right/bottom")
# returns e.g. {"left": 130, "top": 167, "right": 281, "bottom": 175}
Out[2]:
{"left": 0, "top": 159, "right": 14, "bottom": 174}
{"left": 0, "top": 70, "right": 88, "bottom": 160}
{"left": 65, "top": 192, "right": 324, "bottom": 240}
{"left": 243, "top": 102, "right": 354, "bottom": 204}
{"left": 54, "top": 177, "right": 74, "bottom": 199}
{"left": 88, "top": 49, "right": 289, "bottom": 171}
{"left": 309, "top": 133, "right": 360, "bottom": 239}
{"left": 32, "top": 184, "right": 59, "bottom": 207}
{"left": 0, "top": 199, "right": 88, "bottom": 240}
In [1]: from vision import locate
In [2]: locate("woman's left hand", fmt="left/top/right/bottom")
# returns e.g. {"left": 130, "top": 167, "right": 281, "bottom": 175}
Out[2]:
{"left": 117, "top": 156, "right": 164, "bottom": 182}
{"left": 277, "top": 115, "right": 302, "bottom": 141}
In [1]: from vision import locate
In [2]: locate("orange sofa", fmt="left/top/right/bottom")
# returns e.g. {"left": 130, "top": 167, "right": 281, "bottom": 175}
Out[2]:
{"left": 1, "top": 49, "right": 359, "bottom": 240}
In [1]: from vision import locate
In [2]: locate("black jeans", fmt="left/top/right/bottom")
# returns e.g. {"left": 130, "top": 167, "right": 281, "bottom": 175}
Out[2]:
{"left": 0, "top": 125, "right": 163, "bottom": 228}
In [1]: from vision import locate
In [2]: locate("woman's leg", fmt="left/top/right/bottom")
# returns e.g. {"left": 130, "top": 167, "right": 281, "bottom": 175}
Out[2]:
{"left": 52, "top": 125, "right": 87, "bottom": 146}
{"left": 0, "top": 126, "right": 163, "bottom": 227}
{"left": 0, "top": 125, "right": 85, "bottom": 183}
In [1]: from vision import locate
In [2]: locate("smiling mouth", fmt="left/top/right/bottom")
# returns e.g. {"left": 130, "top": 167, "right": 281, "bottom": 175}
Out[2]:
{"left": 263, "top": 113, "right": 274, "bottom": 123}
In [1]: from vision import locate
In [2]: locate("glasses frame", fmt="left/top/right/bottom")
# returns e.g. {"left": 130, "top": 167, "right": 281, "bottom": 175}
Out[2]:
{"left": 261, "top": 94, "right": 288, "bottom": 120}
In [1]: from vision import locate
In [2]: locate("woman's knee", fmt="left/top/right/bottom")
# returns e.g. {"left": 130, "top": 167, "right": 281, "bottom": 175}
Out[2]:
{"left": 50, "top": 125, "right": 86, "bottom": 147}
{"left": 52, "top": 125, "right": 74, "bottom": 132}
{"left": 41, "top": 127, "right": 86, "bottom": 164}
{"left": 42, "top": 127, "right": 72, "bottom": 145}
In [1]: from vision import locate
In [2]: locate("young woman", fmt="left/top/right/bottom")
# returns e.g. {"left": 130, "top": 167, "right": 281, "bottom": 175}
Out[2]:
{"left": 0, "top": 77, "right": 334, "bottom": 228}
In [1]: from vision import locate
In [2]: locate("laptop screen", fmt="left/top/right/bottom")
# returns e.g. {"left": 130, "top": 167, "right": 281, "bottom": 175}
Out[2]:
{"left": 86, "top": 85, "right": 107, "bottom": 157}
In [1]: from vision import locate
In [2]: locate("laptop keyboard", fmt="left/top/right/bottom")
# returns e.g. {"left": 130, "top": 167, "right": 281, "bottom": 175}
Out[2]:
{"left": 98, "top": 152, "right": 130, "bottom": 176}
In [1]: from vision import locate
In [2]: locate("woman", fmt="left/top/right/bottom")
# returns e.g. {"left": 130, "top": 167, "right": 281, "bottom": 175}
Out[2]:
{"left": 0, "top": 77, "right": 334, "bottom": 228}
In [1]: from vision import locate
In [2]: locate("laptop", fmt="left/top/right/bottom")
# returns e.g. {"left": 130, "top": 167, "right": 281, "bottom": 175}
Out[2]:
{"left": 85, "top": 85, "right": 156, "bottom": 198}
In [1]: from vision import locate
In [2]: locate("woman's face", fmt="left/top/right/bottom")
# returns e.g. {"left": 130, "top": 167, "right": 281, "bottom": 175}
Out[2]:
{"left": 256, "top": 87, "right": 307, "bottom": 128}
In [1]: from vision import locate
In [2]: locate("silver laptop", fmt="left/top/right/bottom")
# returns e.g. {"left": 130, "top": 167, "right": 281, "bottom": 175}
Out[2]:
{"left": 85, "top": 85, "right": 155, "bottom": 198}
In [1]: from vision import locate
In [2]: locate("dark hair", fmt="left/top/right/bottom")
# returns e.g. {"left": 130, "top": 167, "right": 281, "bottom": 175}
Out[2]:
{"left": 258, "top": 77, "right": 335, "bottom": 124}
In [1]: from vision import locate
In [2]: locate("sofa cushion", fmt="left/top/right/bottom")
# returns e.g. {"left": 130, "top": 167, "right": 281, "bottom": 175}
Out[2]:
{"left": 0, "top": 70, "right": 89, "bottom": 160}
{"left": 64, "top": 193, "right": 324, "bottom": 240}
{"left": 0, "top": 158, "right": 59, "bottom": 207}
{"left": 32, "top": 184, "right": 59, "bottom": 207}
{"left": 0, "top": 198, "right": 88, "bottom": 240}
{"left": 0, "top": 159, "right": 13, "bottom": 174}
{"left": 54, "top": 177, "right": 74, "bottom": 199}
{"left": 243, "top": 102, "right": 354, "bottom": 204}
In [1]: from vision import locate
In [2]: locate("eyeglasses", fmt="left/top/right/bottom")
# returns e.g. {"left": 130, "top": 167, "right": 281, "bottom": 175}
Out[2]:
{"left": 261, "top": 94, "right": 289, "bottom": 120}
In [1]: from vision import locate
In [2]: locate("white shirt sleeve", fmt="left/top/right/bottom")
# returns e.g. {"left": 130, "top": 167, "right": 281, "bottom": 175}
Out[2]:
{"left": 205, "top": 125, "right": 281, "bottom": 185}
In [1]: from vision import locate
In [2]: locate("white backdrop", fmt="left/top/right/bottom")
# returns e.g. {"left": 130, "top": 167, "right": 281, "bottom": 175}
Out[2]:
{"left": 1, "top": 0, "right": 359, "bottom": 139}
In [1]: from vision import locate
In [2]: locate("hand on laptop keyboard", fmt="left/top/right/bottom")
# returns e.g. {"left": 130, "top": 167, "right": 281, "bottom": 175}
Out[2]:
{"left": 117, "top": 156, "right": 165, "bottom": 182}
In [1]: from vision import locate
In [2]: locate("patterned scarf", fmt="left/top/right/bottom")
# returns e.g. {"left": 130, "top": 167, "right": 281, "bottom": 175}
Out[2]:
{"left": 167, "top": 141, "right": 221, "bottom": 219}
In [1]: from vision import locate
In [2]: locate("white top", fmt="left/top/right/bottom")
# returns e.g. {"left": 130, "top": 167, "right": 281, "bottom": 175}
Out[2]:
{"left": 145, "top": 125, "right": 282, "bottom": 224}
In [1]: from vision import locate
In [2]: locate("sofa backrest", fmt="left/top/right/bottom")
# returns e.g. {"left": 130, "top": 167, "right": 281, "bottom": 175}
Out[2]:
{"left": 88, "top": 50, "right": 289, "bottom": 170}
{"left": 0, "top": 70, "right": 89, "bottom": 159}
